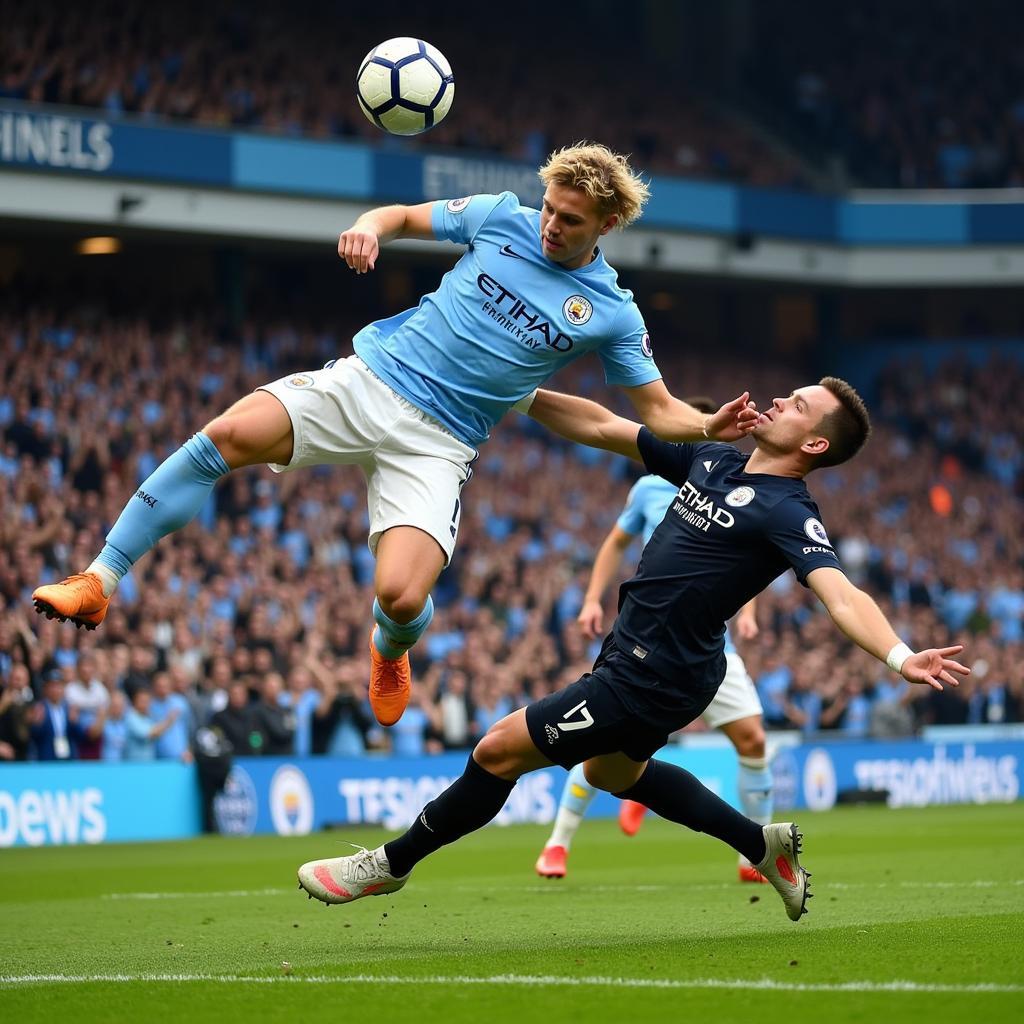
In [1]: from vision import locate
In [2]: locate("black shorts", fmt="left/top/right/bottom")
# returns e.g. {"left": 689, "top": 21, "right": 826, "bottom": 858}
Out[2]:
{"left": 525, "top": 644, "right": 720, "bottom": 769}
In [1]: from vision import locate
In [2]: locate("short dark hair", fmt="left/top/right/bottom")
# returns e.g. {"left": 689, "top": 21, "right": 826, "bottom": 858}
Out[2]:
{"left": 684, "top": 395, "right": 717, "bottom": 414}
{"left": 813, "top": 376, "right": 871, "bottom": 469}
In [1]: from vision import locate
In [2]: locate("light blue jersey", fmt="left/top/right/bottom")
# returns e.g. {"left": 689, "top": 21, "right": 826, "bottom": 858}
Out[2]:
{"left": 616, "top": 474, "right": 738, "bottom": 655}
{"left": 353, "top": 192, "right": 661, "bottom": 447}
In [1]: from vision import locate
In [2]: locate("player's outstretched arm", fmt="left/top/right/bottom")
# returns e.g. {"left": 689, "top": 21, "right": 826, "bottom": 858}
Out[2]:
{"left": 526, "top": 389, "right": 644, "bottom": 459}
{"left": 337, "top": 201, "right": 436, "bottom": 274}
{"left": 622, "top": 380, "right": 757, "bottom": 443}
{"left": 578, "top": 525, "right": 634, "bottom": 640}
{"left": 808, "top": 567, "right": 970, "bottom": 690}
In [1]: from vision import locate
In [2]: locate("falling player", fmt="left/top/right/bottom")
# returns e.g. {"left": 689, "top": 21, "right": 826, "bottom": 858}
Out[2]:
{"left": 296, "top": 378, "right": 969, "bottom": 922}
{"left": 536, "top": 398, "right": 772, "bottom": 884}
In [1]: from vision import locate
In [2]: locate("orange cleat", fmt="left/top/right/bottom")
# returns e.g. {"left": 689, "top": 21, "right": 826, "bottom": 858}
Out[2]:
{"left": 368, "top": 632, "right": 411, "bottom": 727}
{"left": 618, "top": 799, "right": 648, "bottom": 837}
{"left": 534, "top": 844, "right": 568, "bottom": 878}
{"left": 739, "top": 862, "right": 769, "bottom": 884}
{"left": 32, "top": 573, "right": 110, "bottom": 630}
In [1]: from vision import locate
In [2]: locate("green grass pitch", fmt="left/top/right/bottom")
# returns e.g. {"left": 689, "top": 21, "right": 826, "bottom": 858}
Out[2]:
{"left": 1, "top": 803, "right": 1022, "bottom": 1023}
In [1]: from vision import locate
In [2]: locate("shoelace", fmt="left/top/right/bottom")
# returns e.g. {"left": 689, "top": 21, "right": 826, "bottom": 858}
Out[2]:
{"left": 341, "top": 843, "right": 384, "bottom": 881}
{"left": 373, "top": 655, "right": 407, "bottom": 694}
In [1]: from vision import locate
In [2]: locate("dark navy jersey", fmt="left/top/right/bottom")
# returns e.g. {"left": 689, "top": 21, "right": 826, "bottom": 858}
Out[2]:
{"left": 611, "top": 428, "right": 844, "bottom": 687}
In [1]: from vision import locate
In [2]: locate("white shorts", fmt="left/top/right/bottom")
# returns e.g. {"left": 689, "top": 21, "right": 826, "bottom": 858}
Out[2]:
{"left": 259, "top": 355, "right": 477, "bottom": 564}
{"left": 701, "top": 651, "right": 763, "bottom": 730}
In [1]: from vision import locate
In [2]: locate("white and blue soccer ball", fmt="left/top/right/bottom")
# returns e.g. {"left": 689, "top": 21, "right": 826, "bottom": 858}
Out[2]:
{"left": 357, "top": 38, "right": 455, "bottom": 136}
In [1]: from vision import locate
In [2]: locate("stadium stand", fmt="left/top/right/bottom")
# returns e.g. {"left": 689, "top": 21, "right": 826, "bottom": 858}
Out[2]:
{"left": 1, "top": 301, "right": 1021, "bottom": 761}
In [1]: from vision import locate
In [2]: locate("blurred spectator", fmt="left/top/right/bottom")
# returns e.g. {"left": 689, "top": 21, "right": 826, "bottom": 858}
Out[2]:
{"left": 255, "top": 672, "right": 294, "bottom": 756}
{"left": 387, "top": 683, "right": 438, "bottom": 758}
{"left": 150, "top": 670, "right": 194, "bottom": 762}
{"left": 64, "top": 652, "right": 110, "bottom": 759}
{"left": 0, "top": 663, "right": 33, "bottom": 760}
{"left": 309, "top": 657, "right": 374, "bottom": 757}
{"left": 211, "top": 681, "right": 264, "bottom": 755}
{"left": 29, "top": 669, "right": 89, "bottom": 760}
{"left": 124, "top": 688, "right": 179, "bottom": 761}
{"left": 281, "top": 664, "right": 320, "bottom": 758}
{"left": 101, "top": 690, "right": 129, "bottom": 761}
{"left": 432, "top": 668, "right": 476, "bottom": 750}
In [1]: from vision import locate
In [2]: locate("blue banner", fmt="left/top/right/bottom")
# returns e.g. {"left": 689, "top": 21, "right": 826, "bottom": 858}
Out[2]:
{"left": 0, "top": 104, "right": 231, "bottom": 185}
{"left": 771, "top": 740, "right": 1022, "bottom": 812}
{"left": 215, "top": 746, "right": 741, "bottom": 837}
{"left": 0, "top": 761, "right": 200, "bottom": 847}
{"left": 5, "top": 101, "right": 1024, "bottom": 245}
{"left": 1, "top": 736, "right": 1019, "bottom": 847}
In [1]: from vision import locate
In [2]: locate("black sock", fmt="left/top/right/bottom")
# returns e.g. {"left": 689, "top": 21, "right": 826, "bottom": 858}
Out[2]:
{"left": 384, "top": 755, "right": 516, "bottom": 877}
{"left": 616, "top": 759, "right": 767, "bottom": 864}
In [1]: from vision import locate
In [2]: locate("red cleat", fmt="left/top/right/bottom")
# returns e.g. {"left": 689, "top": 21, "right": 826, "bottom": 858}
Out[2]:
{"left": 618, "top": 799, "right": 647, "bottom": 837}
{"left": 535, "top": 844, "right": 568, "bottom": 878}
{"left": 739, "top": 863, "right": 769, "bottom": 883}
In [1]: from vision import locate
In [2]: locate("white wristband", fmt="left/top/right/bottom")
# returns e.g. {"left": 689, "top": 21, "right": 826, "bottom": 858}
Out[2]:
{"left": 513, "top": 389, "right": 538, "bottom": 414}
{"left": 885, "top": 642, "right": 914, "bottom": 673}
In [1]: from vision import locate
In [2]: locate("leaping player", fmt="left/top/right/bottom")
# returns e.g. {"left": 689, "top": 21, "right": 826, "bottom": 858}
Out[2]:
{"left": 33, "top": 143, "right": 756, "bottom": 727}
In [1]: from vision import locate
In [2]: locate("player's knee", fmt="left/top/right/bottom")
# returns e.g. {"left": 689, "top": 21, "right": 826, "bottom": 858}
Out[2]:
{"left": 732, "top": 723, "right": 766, "bottom": 759}
{"left": 472, "top": 731, "right": 515, "bottom": 780}
{"left": 581, "top": 760, "right": 614, "bottom": 792}
{"left": 376, "top": 581, "right": 430, "bottom": 623}
{"left": 201, "top": 417, "right": 233, "bottom": 458}
{"left": 201, "top": 416, "right": 251, "bottom": 467}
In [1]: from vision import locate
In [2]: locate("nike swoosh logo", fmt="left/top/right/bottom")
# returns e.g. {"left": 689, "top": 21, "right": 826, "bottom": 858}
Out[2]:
{"left": 499, "top": 244, "right": 525, "bottom": 259}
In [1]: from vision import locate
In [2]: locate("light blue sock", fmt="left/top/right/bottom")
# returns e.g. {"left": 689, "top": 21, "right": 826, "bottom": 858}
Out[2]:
{"left": 737, "top": 756, "right": 774, "bottom": 825}
{"left": 560, "top": 763, "right": 597, "bottom": 816}
{"left": 546, "top": 764, "right": 596, "bottom": 849}
{"left": 96, "top": 433, "right": 230, "bottom": 581}
{"left": 372, "top": 595, "right": 434, "bottom": 659}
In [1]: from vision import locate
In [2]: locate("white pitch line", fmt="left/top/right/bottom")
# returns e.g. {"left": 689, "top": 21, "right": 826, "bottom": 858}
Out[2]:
{"left": 102, "top": 888, "right": 290, "bottom": 900}
{"left": 0, "top": 973, "right": 1020, "bottom": 994}
{"left": 100, "top": 879, "right": 1024, "bottom": 901}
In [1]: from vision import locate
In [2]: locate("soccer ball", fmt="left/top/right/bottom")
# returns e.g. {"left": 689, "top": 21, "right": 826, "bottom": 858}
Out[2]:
{"left": 356, "top": 38, "right": 455, "bottom": 136}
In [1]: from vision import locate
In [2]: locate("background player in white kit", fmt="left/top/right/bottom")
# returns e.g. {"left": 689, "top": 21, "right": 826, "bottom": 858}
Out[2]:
{"left": 536, "top": 401, "right": 772, "bottom": 883}
{"left": 33, "top": 143, "right": 758, "bottom": 728}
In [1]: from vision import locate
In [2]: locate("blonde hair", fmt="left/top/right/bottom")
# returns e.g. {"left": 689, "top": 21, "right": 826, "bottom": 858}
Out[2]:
{"left": 538, "top": 142, "right": 650, "bottom": 228}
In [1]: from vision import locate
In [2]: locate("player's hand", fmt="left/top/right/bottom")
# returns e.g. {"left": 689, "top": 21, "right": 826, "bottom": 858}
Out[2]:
{"left": 706, "top": 393, "right": 758, "bottom": 442}
{"left": 577, "top": 600, "right": 604, "bottom": 641}
{"left": 337, "top": 226, "right": 380, "bottom": 274}
{"left": 735, "top": 611, "right": 759, "bottom": 640}
{"left": 900, "top": 646, "right": 970, "bottom": 691}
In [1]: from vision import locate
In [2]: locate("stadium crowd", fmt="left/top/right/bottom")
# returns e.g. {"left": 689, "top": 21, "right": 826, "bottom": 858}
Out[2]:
{"left": 5, "top": 0, "right": 1024, "bottom": 189}
{"left": 743, "top": 0, "right": 1024, "bottom": 188}
{"left": 0, "top": 305, "right": 1021, "bottom": 765}
{"left": 0, "top": 0, "right": 807, "bottom": 188}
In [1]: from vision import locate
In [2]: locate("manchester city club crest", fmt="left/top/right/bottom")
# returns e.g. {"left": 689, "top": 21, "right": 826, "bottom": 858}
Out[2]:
{"left": 446, "top": 196, "right": 471, "bottom": 213}
{"left": 725, "top": 486, "right": 756, "bottom": 507}
{"left": 641, "top": 332, "right": 653, "bottom": 358}
{"left": 563, "top": 295, "right": 593, "bottom": 325}
{"left": 284, "top": 373, "right": 315, "bottom": 389}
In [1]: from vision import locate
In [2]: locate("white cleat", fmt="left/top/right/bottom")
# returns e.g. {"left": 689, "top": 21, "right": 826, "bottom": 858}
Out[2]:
{"left": 754, "top": 822, "right": 812, "bottom": 922}
{"left": 297, "top": 845, "right": 409, "bottom": 906}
